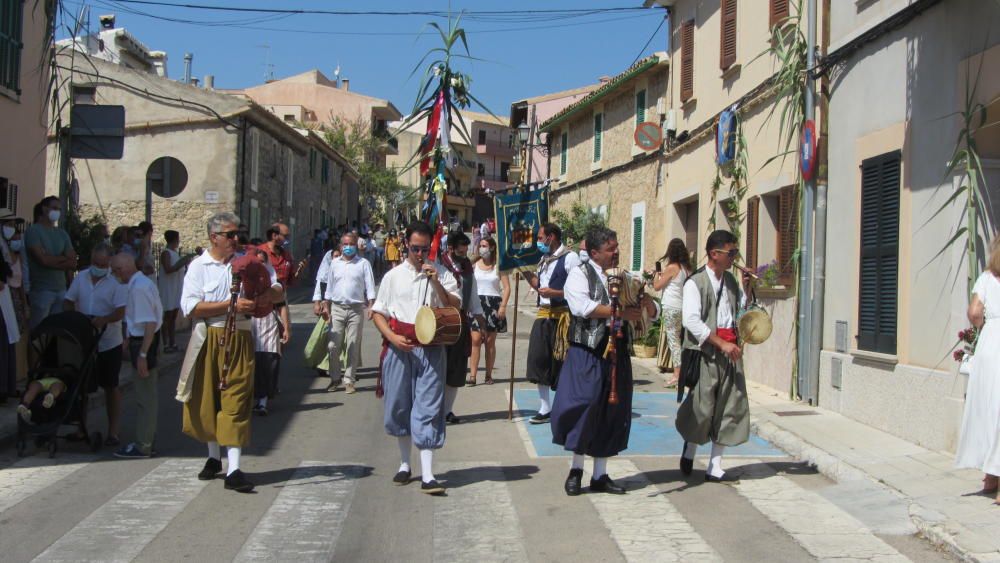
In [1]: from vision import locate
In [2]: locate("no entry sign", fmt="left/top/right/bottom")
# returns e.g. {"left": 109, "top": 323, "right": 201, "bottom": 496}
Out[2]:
{"left": 634, "top": 121, "right": 663, "bottom": 152}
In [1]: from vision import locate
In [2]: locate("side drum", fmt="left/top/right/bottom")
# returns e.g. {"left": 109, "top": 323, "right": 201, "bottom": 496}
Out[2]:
{"left": 415, "top": 306, "right": 463, "bottom": 346}
{"left": 738, "top": 304, "right": 773, "bottom": 345}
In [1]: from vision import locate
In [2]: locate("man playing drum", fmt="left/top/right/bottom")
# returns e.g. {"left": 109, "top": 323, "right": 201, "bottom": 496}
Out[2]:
{"left": 522, "top": 223, "right": 579, "bottom": 425}
{"left": 440, "top": 232, "right": 487, "bottom": 425}
{"left": 371, "top": 221, "right": 461, "bottom": 495}
{"left": 676, "top": 229, "right": 754, "bottom": 483}
{"left": 176, "top": 212, "right": 282, "bottom": 493}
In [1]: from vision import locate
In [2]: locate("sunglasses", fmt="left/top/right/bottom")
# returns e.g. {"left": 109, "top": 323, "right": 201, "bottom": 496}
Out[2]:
{"left": 213, "top": 230, "right": 240, "bottom": 240}
{"left": 408, "top": 245, "right": 430, "bottom": 254}
{"left": 712, "top": 248, "right": 740, "bottom": 258}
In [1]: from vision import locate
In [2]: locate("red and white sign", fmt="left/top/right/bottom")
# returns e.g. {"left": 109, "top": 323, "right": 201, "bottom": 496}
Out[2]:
{"left": 800, "top": 120, "right": 818, "bottom": 181}
{"left": 634, "top": 122, "right": 663, "bottom": 152}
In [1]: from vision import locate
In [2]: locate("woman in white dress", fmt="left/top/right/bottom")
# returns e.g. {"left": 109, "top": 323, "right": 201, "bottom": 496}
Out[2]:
{"left": 158, "top": 230, "right": 192, "bottom": 353}
{"left": 955, "top": 236, "right": 1000, "bottom": 502}
{"left": 649, "top": 238, "right": 691, "bottom": 388}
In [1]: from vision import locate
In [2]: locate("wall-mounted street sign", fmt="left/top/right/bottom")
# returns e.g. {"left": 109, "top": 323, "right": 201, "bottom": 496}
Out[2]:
{"left": 69, "top": 105, "right": 125, "bottom": 159}
{"left": 634, "top": 121, "right": 663, "bottom": 152}
{"left": 801, "top": 120, "right": 817, "bottom": 181}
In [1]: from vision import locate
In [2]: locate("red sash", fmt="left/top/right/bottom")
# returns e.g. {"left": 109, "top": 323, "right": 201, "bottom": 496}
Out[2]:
{"left": 716, "top": 328, "right": 738, "bottom": 344}
{"left": 376, "top": 319, "right": 420, "bottom": 399}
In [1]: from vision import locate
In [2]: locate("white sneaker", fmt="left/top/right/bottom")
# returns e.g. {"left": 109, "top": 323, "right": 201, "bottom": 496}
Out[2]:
{"left": 42, "top": 393, "right": 55, "bottom": 409}
{"left": 16, "top": 404, "right": 31, "bottom": 423}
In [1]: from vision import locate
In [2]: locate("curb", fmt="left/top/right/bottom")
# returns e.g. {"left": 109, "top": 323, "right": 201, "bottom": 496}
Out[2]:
{"left": 750, "top": 416, "right": 986, "bottom": 563}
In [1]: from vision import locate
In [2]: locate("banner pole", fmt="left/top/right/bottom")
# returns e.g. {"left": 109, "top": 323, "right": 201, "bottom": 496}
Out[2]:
{"left": 507, "top": 271, "right": 520, "bottom": 421}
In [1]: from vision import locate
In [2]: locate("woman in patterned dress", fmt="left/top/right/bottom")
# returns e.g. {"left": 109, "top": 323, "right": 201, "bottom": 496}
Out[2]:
{"left": 468, "top": 237, "right": 510, "bottom": 385}
{"left": 649, "top": 238, "right": 691, "bottom": 387}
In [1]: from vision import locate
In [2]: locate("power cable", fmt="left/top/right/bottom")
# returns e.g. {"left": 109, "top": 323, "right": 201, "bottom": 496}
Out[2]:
{"left": 630, "top": 15, "right": 665, "bottom": 67}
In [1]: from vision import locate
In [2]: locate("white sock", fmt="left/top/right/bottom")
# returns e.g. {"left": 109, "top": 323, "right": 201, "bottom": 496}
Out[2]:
{"left": 683, "top": 442, "right": 697, "bottom": 460}
{"left": 444, "top": 385, "right": 458, "bottom": 414}
{"left": 258, "top": 397, "right": 268, "bottom": 408}
{"left": 227, "top": 447, "right": 241, "bottom": 476}
{"left": 538, "top": 385, "right": 552, "bottom": 415}
{"left": 397, "top": 436, "right": 412, "bottom": 472}
{"left": 593, "top": 457, "right": 608, "bottom": 479}
{"left": 207, "top": 441, "right": 221, "bottom": 460}
{"left": 420, "top": 449, "right": 435, "bottom": 483}
{"left": 708, "top": 443, "right": 726, "bottom": 478}
{"left": 571, "top": 454, "right": 585, "bottom": 470}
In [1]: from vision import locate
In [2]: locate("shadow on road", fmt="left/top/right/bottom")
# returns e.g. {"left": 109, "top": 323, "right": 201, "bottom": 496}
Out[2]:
{"left": 439, "top": 463, "right": 540, "bottom": 489}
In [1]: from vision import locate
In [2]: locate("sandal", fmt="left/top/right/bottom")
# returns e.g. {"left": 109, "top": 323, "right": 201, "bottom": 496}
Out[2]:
{"left": 466, "top": 377, "right": 476, "bottom": 386}
{"left": 484, "top": 375, "right": 494, "bottom": 385}
{"left": 983, "top": 475, "right": 999, "bottom": 494}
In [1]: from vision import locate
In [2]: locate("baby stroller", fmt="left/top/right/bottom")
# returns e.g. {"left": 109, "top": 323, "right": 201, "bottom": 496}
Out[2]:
{"left": 15, "top": 311, "right": 103, "bottom": 457}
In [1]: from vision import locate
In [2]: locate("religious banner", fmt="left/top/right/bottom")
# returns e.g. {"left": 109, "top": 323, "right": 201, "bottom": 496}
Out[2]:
{"left": 494, "top": 187, "right": 549, "bottom": 272}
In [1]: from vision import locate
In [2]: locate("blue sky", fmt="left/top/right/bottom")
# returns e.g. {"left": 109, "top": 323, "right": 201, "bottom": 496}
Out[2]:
{"left": 58, "top": 0, "right": 669, "bottom": 117}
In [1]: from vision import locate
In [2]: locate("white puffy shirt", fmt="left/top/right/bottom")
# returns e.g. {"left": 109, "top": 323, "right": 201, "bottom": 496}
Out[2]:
{"left": 682, "top": 268, "right": 746, "bottom": 346}
{"left": 181, "top": 251, "right": 280, "bottom": 318}
{"left": 537, "top": 245, "right": 581, "bottom": 306}
{"left": 371, "top": 260, "right": 460, "bottom": 324}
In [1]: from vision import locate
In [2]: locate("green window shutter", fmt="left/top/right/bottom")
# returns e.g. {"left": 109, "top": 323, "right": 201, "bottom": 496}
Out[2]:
{"left": 309, "top": 149, "right": 316, "bottom": 178}
{"left": 632, "top": 216, "right": 643, "bottom": 271}
{"left": 0, "top": 0, "right": 24, "bottom": 93}
{"left": 593, "top": 114, "right": 603, "bottom": 163}
{"left": 560, "top": 132, "right": 568, "bottom": 175}
{"left": 636, "top": 90, "right": 646, "bottom": 125}
{"left": 857, "top": 151, "right": 900, "bottom": 355}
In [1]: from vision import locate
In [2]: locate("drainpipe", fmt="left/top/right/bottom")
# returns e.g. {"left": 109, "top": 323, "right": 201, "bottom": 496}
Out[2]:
{"left": 797, "top": 0, "right": 819, "bottom": 404}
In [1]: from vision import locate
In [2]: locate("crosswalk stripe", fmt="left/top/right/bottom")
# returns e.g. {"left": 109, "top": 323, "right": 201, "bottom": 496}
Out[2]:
{"left": 0, "top": 454, "right": 95, "bottom": 515}
{"left": 733, "top": 459, "right": 910, "bottom": 562}
{"left": 434, "top": 462, "right": 529, "bottom": 563}
{"left": 32, "top": 459, "right": 209, "bottom": 563}
{"left": 589, "top": 459, "right": 722, "bottom": 562}
{"left": 234, "top": 461, "right": 364, "bottom": 562}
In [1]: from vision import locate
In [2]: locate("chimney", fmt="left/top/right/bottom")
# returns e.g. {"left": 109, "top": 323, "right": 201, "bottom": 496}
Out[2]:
{"left": 183, "top": 52, "right": 193, "bottom": 84}
{"left": 204, "top": 75, "right": 214, "bottom": 89}
{"left": 341, "top": 78, "right": 350, "bottom": 91}
{"left": 598, "top": 75, "right": 611, "bottom": 84}
{"left": 190, "top": 77, "right": 200, "bottom": 87}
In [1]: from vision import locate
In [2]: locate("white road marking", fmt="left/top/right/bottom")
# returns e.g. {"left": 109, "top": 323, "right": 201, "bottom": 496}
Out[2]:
{"left": 507, "top": 389, "right": 541, "bottom": 459}
{"left": 32, "top": 459, "right": 209, "bottom": 563}
{"left": 734, "top": 460, "right": 910, "bottom": 562}
{"left": 234, "top": 461, "right": 364, "bottom": 562}
{"left": 0, "top": 454, "right": 95, "bottom": 514}
{"left": 590, "top": 459, "right": 722, "bottom": 562}
{"left": 434, "top": 462, "right": 529, "bottom": 563}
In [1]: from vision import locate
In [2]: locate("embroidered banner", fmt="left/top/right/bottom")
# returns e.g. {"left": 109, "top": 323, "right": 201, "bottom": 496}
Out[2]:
{"left": 493, "top": 187, "right": 548, "bottom": 273}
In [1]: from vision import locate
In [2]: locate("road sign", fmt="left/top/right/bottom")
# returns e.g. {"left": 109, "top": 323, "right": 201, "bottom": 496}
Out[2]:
{"left": 69, "top": 105, "right": 125, "bottom": 159}
{"left": 801, "top": 120, "right": 817, "bottom": 181}
{"left": 633, "top": 121, "right": 663, "bottom": 152}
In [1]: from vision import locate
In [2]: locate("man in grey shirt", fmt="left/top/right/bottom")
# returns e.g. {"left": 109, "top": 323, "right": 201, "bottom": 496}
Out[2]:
{"left": 24, "top": 197, "right": 77, "bottom": 328}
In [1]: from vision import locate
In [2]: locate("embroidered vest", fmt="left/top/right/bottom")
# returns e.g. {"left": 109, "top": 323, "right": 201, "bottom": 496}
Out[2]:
{"left": 568, "top": 263, "right": 611, "bottom": 351}
{"left": 537, "top": 252, "right": 570, "bottom": 308}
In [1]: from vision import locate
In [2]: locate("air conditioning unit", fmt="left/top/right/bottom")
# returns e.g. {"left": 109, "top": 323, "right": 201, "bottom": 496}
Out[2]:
{"left": 656, "top": 96, "right": 667, "bottom": 117}
{"left": 664, "top": 109, "right": 677, "bottom": 134}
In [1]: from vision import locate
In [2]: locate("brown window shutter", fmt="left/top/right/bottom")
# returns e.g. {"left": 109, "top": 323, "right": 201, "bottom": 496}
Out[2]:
{"left": 746, "top": 197, "right": 759, "bottom": 270}
{"left": 770, "top": 0, "right": 789, "bottom": 29}
{"left": 778, "top": 186, "right": 798, "bottom": 285}
{"left": 720, "top": 0, "right": 737, "bottom": 70}
{"left": 680, "top": 19, "right": 695, "bottom": 102}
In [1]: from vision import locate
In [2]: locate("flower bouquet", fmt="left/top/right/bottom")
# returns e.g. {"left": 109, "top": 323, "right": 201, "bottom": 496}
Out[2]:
{"left": 953, "top": 327, "right": 978, "bottom": 375}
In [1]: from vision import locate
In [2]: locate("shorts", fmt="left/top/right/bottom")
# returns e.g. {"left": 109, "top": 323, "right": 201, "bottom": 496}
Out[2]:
{"left": 95, "top": 345, "right": 124, "bottom": 389}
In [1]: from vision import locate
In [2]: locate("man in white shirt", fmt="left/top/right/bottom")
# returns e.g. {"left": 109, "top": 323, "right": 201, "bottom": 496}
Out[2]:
{"left": 550, "top": 227, "right": 657, "bottom": 496}
{"left": 64, "top": 243, "right": 127, "bottom": 446}
{"left": 314, "top": 233, "right": 375, "bottom": 394}
{"left": 676, "top": 229, "right": 753, "bottom": 484}
{"left": 109, "top": 252, "right": 163, "bottom": 460}
{"left": 371, "top": 221, "right": 460, "bottom": 495}
{"left": 521, "top": 223, "right": 580, "bottom": 424}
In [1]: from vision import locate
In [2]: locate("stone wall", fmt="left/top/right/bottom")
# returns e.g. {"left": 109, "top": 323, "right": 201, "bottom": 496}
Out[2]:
{"left": 77, "top": 200, "right": 230, "bottom": 253}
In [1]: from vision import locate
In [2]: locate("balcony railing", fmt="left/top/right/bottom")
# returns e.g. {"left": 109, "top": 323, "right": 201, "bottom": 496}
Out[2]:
{"left": 476, "top": 140, "right": 516, "bottom": 157}
{"left": 477, "top": 176, "right": 512, "bottom": 191}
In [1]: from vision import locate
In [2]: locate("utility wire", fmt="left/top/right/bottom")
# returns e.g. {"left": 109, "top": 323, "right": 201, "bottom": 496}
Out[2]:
{"left": 630, "top": 15, "right": 666, "bottom": 66}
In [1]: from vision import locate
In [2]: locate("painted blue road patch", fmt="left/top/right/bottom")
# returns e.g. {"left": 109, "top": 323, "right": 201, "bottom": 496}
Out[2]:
{"left": 514, "top": 389, "right": 785, "bottom": 458}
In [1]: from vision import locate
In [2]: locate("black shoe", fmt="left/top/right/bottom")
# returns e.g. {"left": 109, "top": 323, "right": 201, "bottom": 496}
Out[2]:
{"left": 528, "top": 412, "right": 550, "bottom": 425}
{"left": 198, "top": 457, "right": 222, "bottom": 480}
{"left": 445, "top": 412, "right": 460, "bottom": 425}
{"left": 392, "top": 470, "right": 411, "bottom": 486}
{"left": 253, "top": 405, "right": 268, "bottom": 417}
{"left": 421, "top": 480, "right": 445, "bottom": 495}
{"left": 564, "top": 468, "right": 583, "bottom": 496}
{"left": 680, "top": 442, "right": 694, "bottom": 476}
{"left": 705, "top": 472, "right": 740, "bottom": 484}
{"left": 590, "top": 474, "right": 626, "bottom": 494}
{"left": 224, "top": 469, "right": 256, "bottom": 492}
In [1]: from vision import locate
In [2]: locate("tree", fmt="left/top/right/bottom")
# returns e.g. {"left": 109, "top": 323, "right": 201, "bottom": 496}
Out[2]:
{"left": 322, "top": 115, "right": 415, "bottom": 224}
{"left": 552, "top": 201, "right": 608, "bottom": 246}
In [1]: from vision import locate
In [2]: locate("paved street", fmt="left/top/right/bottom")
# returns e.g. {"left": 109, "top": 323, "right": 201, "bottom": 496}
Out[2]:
{"left": 0, "top": 302, "right": 957, "bottom": 562}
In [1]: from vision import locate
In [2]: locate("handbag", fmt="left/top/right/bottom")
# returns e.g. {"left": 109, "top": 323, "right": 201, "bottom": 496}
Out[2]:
{"left": 304, "top": 318, "right": 330, "bottom": 368}
{"left": 677, "top": 279, "right": 725, "bottom": 403}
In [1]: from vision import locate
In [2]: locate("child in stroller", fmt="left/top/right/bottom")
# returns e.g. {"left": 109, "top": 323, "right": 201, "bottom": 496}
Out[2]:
{"left": 17, "top": 375, "right": 67, "bottom": 422}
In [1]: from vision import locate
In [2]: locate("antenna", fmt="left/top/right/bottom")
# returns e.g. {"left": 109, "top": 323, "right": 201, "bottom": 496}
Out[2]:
{"left": 257, "top": 43, "right": 275, "bottom": 82}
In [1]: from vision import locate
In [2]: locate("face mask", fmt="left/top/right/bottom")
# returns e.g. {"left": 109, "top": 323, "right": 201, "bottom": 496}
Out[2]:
{"left": 9, "top": 240, "right": 23, "bottom": 252}
{"left": 48, "top": 210, "right": 61, "bottom": 223}
{"left": 479, "top": 248, "right": 492, "bottom": 259}
{"left": 579, "top": 250, "right": 590, "bottom": 264}
{"left": 342, "top": 245, "right": 357, "bottom": 258}
{"left": 282, "top": 240, "right": 291, "bottom": 249}
{"left": 133, "top": 238, "right": 142, "bottom": 247}
{"left": 536, "top": 241, "right": 550, "bottom": 254}
{"left": 90, "top": 266, "right": 109, "bottom": 278}
{"left": 2, "top": 226, "right": 14, "bottom": 239}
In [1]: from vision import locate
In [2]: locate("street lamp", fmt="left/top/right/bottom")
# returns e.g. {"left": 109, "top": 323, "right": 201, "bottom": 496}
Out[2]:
{"left": 517, "top": 120, "right": 530, "bottom": 144}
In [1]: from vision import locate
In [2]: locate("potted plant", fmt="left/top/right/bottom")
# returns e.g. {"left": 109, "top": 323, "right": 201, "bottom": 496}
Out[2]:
{"left": 633, "top": 314, "right": 660, "bottom": 358}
